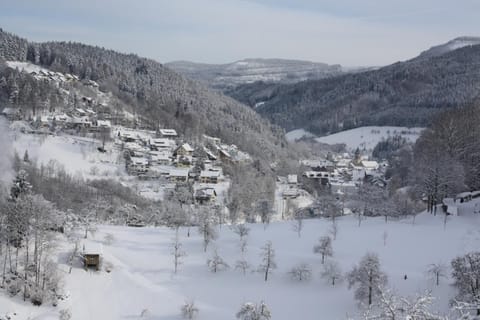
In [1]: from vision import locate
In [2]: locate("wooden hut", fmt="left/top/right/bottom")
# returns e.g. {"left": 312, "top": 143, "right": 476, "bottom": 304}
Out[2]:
{"left": 82, "top": 243, "right": 103, "bottom": 271}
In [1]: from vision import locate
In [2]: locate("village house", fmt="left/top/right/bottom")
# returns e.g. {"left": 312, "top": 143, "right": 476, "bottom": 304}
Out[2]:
{"left": 203, "top": 147, "right": 218, "bottom": 162}
{"left": 73, "top": 108, "right": 87, "bottom": 117}
{"left": 199, "top": 170, "right": 220, "bottom": 184}
{"left": 218, "top": 148, "right": 232, "bottom": 163}
{"left": 159, "top": 128, "right": 178, "bottom": 138}
{"left": 174, "top": 143, "right": 194, "bottom": 157}
{"left": 168, "top": 168, "right": 190, "bottom": 183}
{"left": 127, "top": 157, "right": 149, "bottom": 175}
{"left": 149, "top": 151, "right": 172, "bottom": 166}
{"left": 352, "top": 160, "right": 380, "bottom": 182}
{"left": 96, "top": 120, "right": 112, "bottom": 129}
{"left": 195, "top": 187, "right": 217, "bottom": 204}
{"left": 176, "top": 155, "right": 193, "bottom": 167}
{"left": 119, "top": 131, "right": 137, "bottom": 143}
{"left": 287, "top": 174, "right": 298, "bottom": 185}
{"left": 69, "top": 116, "right": 92, "bottom": 129}
{"left": 282, "top": 188, "right": 300, "bottom": 199}
{"left": 150, "top": 138, "right": 176, "bottom": 151}
{"left": 304, "top": 171, "right": 332, "bottom": 186}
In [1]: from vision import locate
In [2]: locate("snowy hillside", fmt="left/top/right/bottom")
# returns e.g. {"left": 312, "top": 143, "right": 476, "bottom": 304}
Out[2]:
{"left": 285, "top": 129, "right": 317, "bottom": 142}
{"left": 315, "top": 126, "right": 424, "bottom": 152}
{"left": 419, "top": 36, "right": 480, "bottom": 58}
{"left": 1, "top": 208, "right": 479, "bottom": 320}
{"left": 166, "top": 58, "right": 343, "bottom": 89}
{"left": 11, "top": 131, "right": 122, "bottom": 179}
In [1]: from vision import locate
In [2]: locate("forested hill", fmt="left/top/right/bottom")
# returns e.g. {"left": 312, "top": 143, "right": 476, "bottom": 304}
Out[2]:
{"left": 0, "top": 28, "right": 288, "bottom": 161}
{"left": 226, "top": 40, "right": 480, "bottom": 135}
{"left": 166, "top": 58, "right": 343, "bottom": 90}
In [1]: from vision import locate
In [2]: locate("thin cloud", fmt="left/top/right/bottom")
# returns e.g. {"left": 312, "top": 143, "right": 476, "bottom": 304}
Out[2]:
{"left": 0, "top": 0, "right": 478, "bottom": 66}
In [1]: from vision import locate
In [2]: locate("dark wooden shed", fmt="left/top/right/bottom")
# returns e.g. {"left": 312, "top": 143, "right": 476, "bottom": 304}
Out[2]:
{"left": 82, "top": 243, "right": 103, "bottom": 271}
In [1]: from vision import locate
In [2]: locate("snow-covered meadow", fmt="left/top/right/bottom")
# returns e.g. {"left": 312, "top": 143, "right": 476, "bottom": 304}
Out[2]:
{"left": 315, "top": 126, "right": 424, "bottom": 152}
{"left": 1, "top": 208, "right": 479, "bottom": 320}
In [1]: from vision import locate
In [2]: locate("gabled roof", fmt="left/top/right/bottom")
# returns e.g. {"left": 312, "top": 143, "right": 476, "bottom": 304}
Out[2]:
{"left": 169, "top": 168, "right": 189, "bottom": 177}
{"left": 200, "top": 170, "right": 220, "bottom": 178}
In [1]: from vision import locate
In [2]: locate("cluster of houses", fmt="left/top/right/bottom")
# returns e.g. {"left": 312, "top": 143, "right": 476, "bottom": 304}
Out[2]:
{"left": 116, "top": 128, "right": 243, "bottom": 204}
{"left": 284, "top": 152, "right": 387, "bottom": 198}
{"left": 442, "top": 190, "right": 480, "bottom": 216}
{"left": 275, "top": 149, "right": 389, "bottom": 201}
{"left": 29, "top": 68, "right": 81, "bottom": 85}
{"left": 2, "top": 94, "right": 113, "bottom": 134}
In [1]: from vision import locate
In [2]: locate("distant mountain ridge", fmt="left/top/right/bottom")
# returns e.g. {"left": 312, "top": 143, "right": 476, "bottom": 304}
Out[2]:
{"left": 224, "top": 37, "right": 480, "bottom": 135}
{"left": 419, "top": 36, "right": 480, "bottom": 58}
{"left": 166, "top": 58, "right": 343, "bottom": 90}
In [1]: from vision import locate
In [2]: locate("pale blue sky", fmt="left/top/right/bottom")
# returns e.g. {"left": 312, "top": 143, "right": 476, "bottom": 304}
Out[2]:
{"left": 0, "top": 0, "right": 478, "bottom": 66}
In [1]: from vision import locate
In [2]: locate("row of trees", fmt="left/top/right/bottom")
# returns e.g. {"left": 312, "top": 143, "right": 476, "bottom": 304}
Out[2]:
{"left": 0, "top": 170, "right": 63, "bottom": 305}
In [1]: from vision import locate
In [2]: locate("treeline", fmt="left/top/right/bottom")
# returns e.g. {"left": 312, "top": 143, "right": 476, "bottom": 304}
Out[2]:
{"left": 226, "top": 44, "right": 480, "bottom": 135}
{"left": 386, "top": 102, "right": 480, "bottom": 213}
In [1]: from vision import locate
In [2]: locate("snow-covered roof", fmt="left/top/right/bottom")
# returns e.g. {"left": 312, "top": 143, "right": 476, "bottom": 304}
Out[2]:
{"left": 196, "top": 188, "right": 217, "bottom": 197}
{"left": 181, "top": 143, "right": 194, "bottom": 152}
{"left": 169, "top": 168, "right": 189, "bottom": 177}
{"left": 151, "top": 138, "right": 175, "bottom": 147}
{"left": 131, "top": 157, "right": 149, "bottom": 165}
{"left": 283, "top": 189, "right": 299, "bottom": 197}
{"left": 159, "top": 129, "right": 178, "bottom": 136}
{"left": 151, "top": 153, "right": 171, "bottom": 161}
{"left": 456, "top": 192, "right": 472, "bottom": 199}
{"left": 97, "top": 120, "right": 111, "bottom": 128}
{"left": 361, "top": 160, "right": 379, "bottom": 169}
{"left": 200, "top": 170, "right": 220, "bottom": 178}
{"left": 83, "top": 242, "right": 103, "bottom": 255}
{"left": 287, "top": 174, "right": 298, "bottom": 184}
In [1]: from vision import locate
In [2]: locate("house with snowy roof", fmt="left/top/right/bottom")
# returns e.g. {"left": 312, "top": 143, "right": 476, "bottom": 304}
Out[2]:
{"left": 199, "top": 170, "right": 220, "bottom": 184}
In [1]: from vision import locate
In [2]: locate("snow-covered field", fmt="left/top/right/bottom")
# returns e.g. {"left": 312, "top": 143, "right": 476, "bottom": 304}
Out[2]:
{"left": 2, "top": 207, "right": 479, "bottom": 320}
{"left": 285, "top": 129, "right": 317, "bottom": 142}
{"left": 11, "top": 132, "right": 122, "bottom": 179}
{"left": 315, "top": 126, "right": 424, "bottom": 151}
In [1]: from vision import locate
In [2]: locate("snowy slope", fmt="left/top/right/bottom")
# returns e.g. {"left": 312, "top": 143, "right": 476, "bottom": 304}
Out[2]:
{"left": 419, "top": 36, "right": 480, "bottom": 58}
{"left": 2, "top": 208, "right": 480, "bottom": 320}
{"left": 5, "top": 61, "right": 52, "bottom": 74}
{"left": 285, "top": 129, "right": 317, "bottom": 142}
{"left": 11, "top": 132, "right": 122, "bottom": 179}
{"left": 315, "top": 126, "right": 424, "bottom": 152}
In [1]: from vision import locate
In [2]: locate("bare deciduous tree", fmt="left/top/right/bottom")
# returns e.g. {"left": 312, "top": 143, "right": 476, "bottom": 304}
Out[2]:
{"left": 288, "top": 263, "right": 312, "bottom": 281}
{"left": 347, "top": 252, "right": 388, "bottom": 306}
{"left": 258, "top": 241, "right": 277, "bottom": 282}
{"left": 313, "top": 236, "right": 333, "bottom": 264}
{"left": 321, "top": 260, "right": 343, "bottom": 287}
